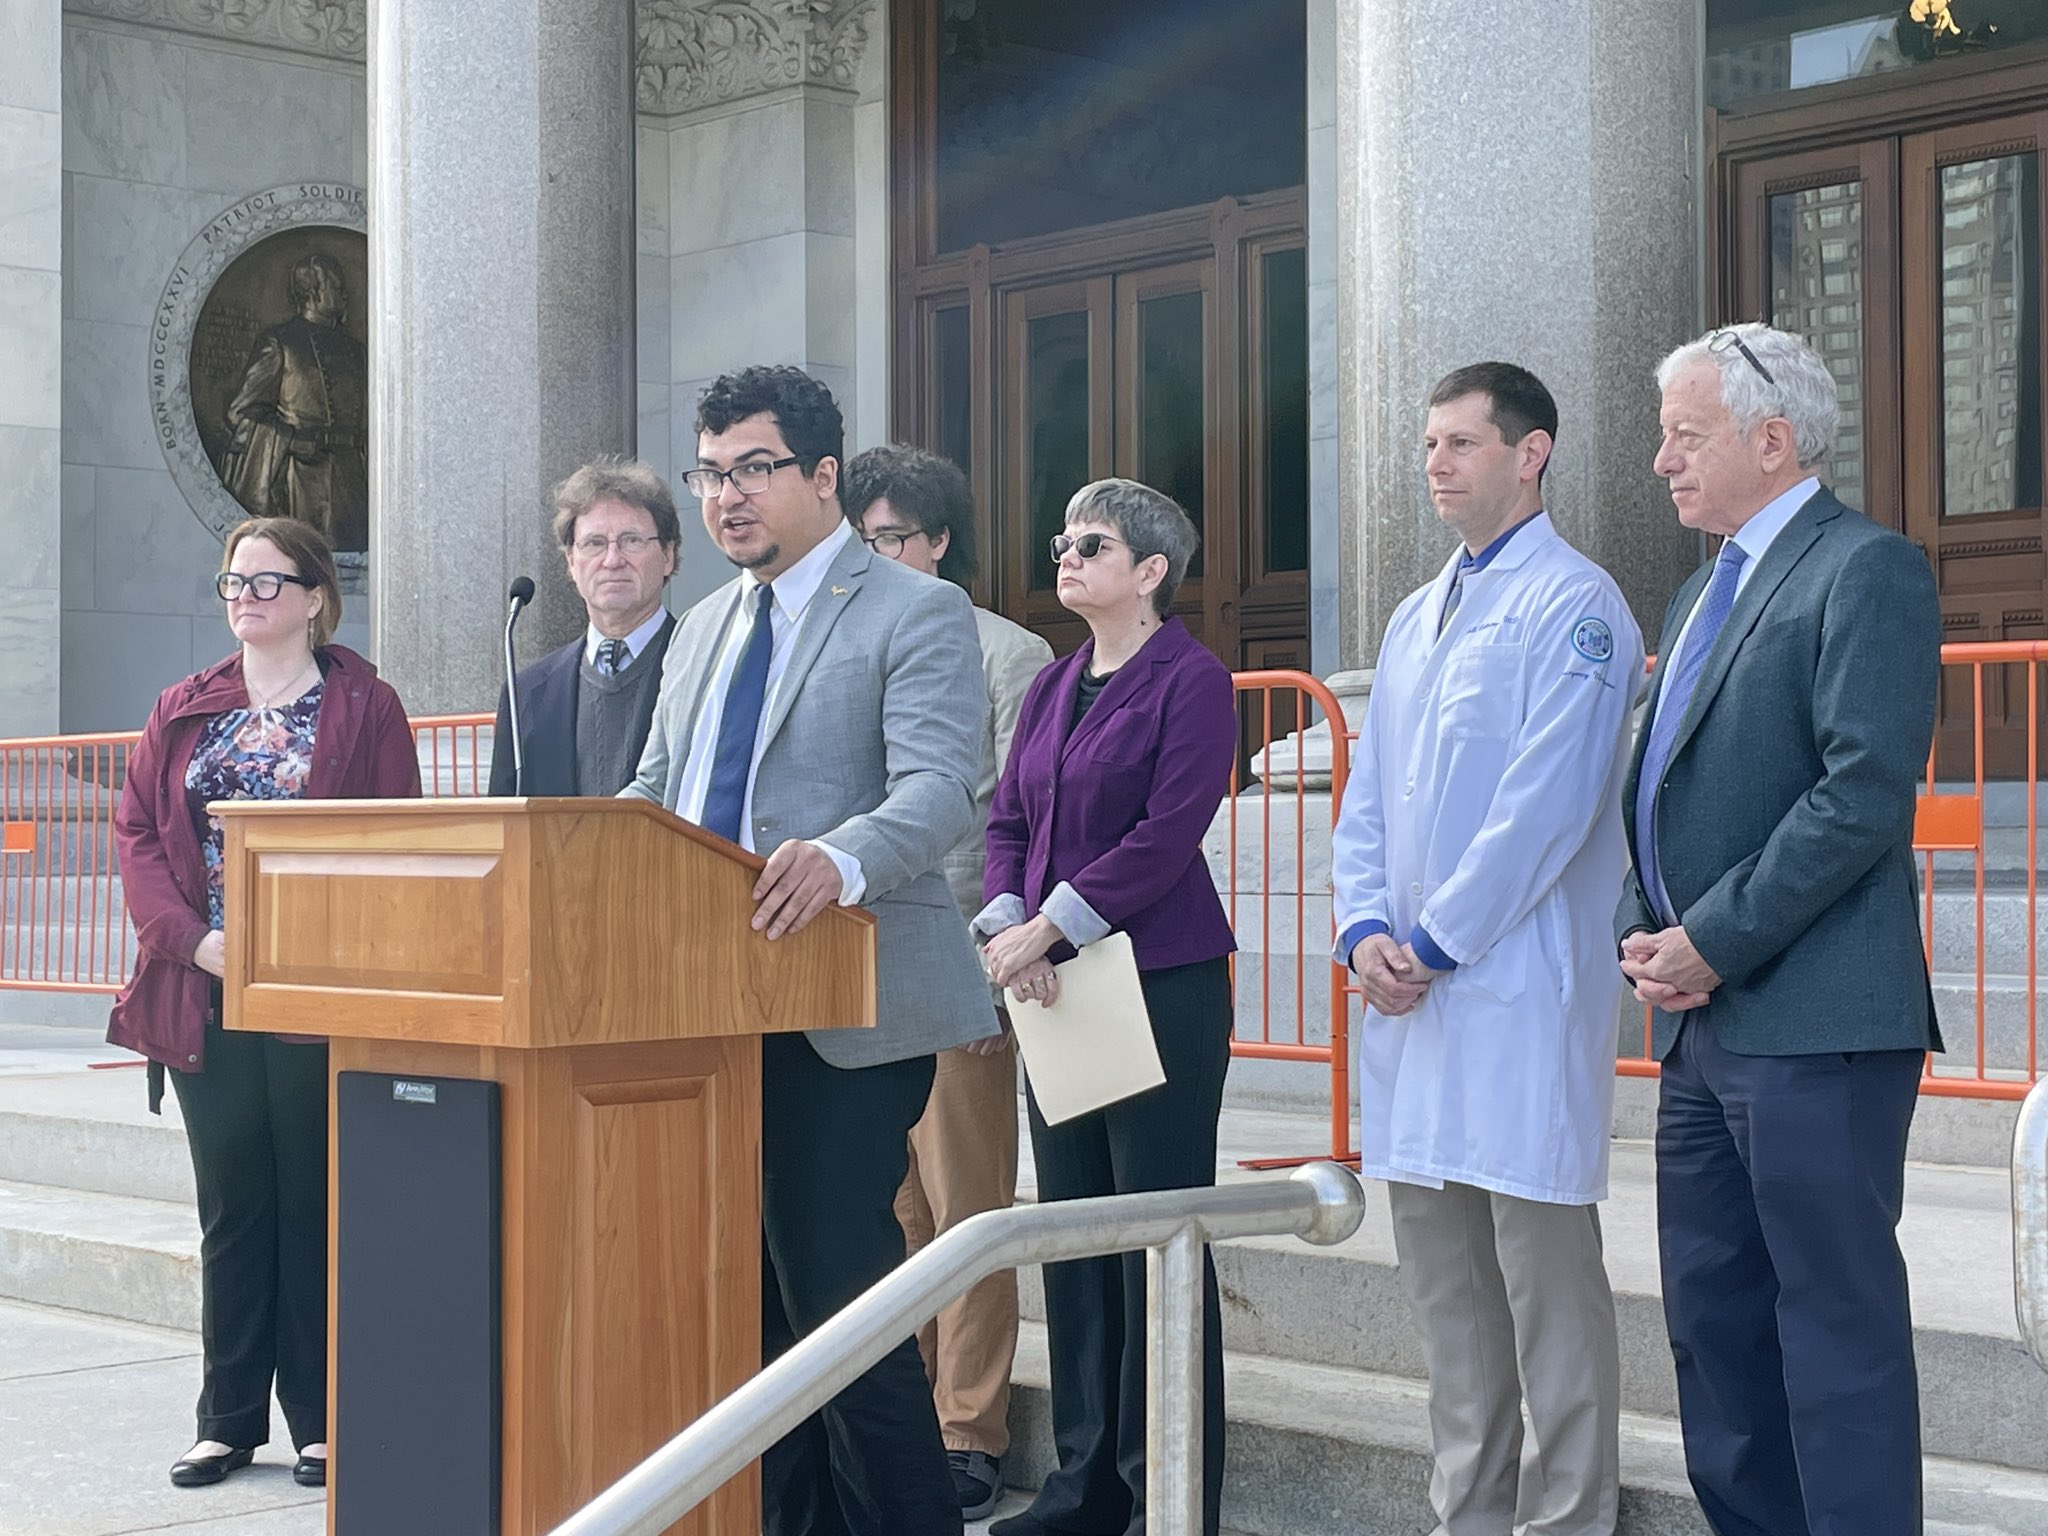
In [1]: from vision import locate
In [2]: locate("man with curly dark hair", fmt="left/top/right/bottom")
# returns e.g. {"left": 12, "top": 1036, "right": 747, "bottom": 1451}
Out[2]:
{"left": 626, "top": 366, "right": 992, "bottom": 1536}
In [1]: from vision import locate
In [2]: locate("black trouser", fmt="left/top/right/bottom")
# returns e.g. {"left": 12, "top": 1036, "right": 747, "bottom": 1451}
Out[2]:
{"left": 167, "top": 1008, "right": 329, "bottom": 1451}
{"left": 1657, "top": 1021, "right": 1924, "bottom": 1536}
{"left": 1021, "top": 958, "right": 1233, "bottom": 1536}
{"left": 760, "top": 1033, "right": 960, "bottom": 1536}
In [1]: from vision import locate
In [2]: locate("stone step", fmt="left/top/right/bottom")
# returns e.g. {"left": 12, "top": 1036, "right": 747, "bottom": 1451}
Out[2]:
{"left": 1013, "top": 1118, "right": 2048, "bottom": 1476}
{"left": 1004, "top": 1323, "right": 2048, "bottom": 1536}
{"left": 1931, "top": 973, "right": 2048, "bottom": 1072}
{"left": 1, "top": 1065, "right": 2042, "bottom": 1521}
{"left": 0, "top": 1178, "right": 198, "bottom": 1332}
{"left": 5, "top": 1176, "right": 2038, "bottom": 1535}
{"left": 0, "top": 874, "right": 128, "bottom": 921}
{"left": 0, "top": 1074, "right": 191, "bottom": 1205}
{"left": 0, "top": 990, "right": 117, "bottom": 1030}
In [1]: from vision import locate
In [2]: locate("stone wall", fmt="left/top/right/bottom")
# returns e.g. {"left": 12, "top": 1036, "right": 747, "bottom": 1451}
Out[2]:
{"left": 0, "top": 0, "right": 63, "bottom": 736}
{"left": 58, "top": 18, "right": 366, "bottom": 730}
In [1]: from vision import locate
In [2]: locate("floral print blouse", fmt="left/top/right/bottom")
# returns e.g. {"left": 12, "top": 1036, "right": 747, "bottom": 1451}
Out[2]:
{"left": 183, "top": 685, "right": 324, "bottom": 930}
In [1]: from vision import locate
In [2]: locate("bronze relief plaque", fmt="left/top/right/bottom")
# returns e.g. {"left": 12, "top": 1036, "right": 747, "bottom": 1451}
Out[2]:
{"left": 151, "top": 184, "right": 370, "bottom": 588}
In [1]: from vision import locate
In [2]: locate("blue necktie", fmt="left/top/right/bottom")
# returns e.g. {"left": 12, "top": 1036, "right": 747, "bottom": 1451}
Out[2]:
{"left": 1438, "top": 560, "right": 1469, "bottom": 637}
{"left": 701, "top": 584, "right": 774, "bottom": 843}
{"left": 1635, "top": 542, "right": 1749, "bottom": 921}
{"left": 596, "top": 638, "right": 628, "bottom": 675}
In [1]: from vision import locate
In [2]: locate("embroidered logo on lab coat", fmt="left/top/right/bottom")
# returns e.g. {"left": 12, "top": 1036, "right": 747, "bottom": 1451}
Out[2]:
{"left": 1571, "top": 617, "right": 1614, "bottom": 663}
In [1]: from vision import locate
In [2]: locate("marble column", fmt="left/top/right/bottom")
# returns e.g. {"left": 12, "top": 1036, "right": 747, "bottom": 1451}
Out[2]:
{"left": 0, "top": 0, "right": 62, "bottom": 734}
{"left": 369, "top": 0, "right": 636, "bottom": 712}
{"left": 1334, "top": 2, "right": 1705, "bottom": 665}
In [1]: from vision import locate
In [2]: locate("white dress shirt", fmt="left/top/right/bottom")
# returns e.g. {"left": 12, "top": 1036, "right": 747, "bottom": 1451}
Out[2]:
{"left": 582, "top": 605, "right": 670, "bottom": 669}
{"left": 1661, "top": 476, "right": 1819, "bottom": 683}
{"left": 672, "top": 519, "right": 865, "bottom": 903}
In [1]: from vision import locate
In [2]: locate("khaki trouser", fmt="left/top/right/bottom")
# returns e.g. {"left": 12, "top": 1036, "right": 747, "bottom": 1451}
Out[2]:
{"left": 1386, "top": 1179, "right": 1621, "bottom": 1536}
{"left": 893, "top": 1040, "right": 1020, "bottom": 1456}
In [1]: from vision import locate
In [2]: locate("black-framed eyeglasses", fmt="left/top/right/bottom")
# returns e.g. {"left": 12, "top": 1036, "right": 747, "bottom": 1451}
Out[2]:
{"left": 571, "top": 531, "right": 663, "bottom": 559}
{"left": 216, "top": 571, "right": 317, "bottom": 602}
{"left": 1050, "top": 531, "right": 1132, "bottom": 562}
{"left": 860, "top": 529, "right": 925, "bottom": 559}
{"left": 682, "top": 456, "right": 802, "bottom": 499}
{"left": 1708, "top": 327, "right": 1777, "bottom": 387}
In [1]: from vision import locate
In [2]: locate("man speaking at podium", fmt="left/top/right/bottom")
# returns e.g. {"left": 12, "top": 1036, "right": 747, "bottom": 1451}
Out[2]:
{"left": 624, "top": 364, "right": 995, "bottom": 1536}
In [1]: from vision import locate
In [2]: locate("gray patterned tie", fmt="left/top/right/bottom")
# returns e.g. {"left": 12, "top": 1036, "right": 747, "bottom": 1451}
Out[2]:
{"left": 597, "top": 638, "right": 629, "bottom": 675}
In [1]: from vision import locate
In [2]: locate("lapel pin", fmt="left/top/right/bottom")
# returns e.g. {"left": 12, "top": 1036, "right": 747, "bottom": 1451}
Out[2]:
{"left": 831, "top": 585, "right": 848, "bottom": 596}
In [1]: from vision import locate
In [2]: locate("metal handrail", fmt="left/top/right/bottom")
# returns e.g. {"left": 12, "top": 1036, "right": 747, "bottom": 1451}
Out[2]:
{"left": 547, "top": 1161, "right": 1367, "bottom": 1536}
{"left": 2019, "top": 1077, "right": 2048, "bottom": 1371}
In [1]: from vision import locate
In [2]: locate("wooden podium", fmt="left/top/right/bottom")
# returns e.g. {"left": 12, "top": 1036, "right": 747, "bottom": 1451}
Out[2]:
{"left": 213, "top": 797, "right": 876, "bottom": 1536}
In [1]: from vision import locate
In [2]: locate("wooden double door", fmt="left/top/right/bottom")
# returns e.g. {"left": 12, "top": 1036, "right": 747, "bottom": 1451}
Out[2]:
{"left": 897, "top": 194, "right": 1311, "bottom": 670}
{"left": 1720, "top": 60, "right": 2048, "bottom": 773}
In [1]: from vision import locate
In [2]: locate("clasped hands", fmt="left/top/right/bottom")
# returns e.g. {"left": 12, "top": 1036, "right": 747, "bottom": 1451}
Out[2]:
{"left": 1620, "top": 925, "right": 1719, "bottom": 1011}
{"left": 982, "top": 914, "right": 1063, "bottom": 1009}
{"left": 1347, "top": 933, "right": 1443, "bottom": 1018}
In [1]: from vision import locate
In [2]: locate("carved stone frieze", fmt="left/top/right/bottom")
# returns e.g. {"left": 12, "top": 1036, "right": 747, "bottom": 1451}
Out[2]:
{"left": 64, "top": 0, "right": 877, "bottom": 113}
{"left": 635, "top": 0, "right": 876, "bottom": 114}
{"left": 65, "top": 0, "right": 366, "bottom": 64}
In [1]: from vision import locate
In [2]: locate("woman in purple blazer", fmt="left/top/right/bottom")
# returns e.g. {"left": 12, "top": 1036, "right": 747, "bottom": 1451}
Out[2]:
{"left": 976, "top": 477, "right": 1237, "bottom": 1536}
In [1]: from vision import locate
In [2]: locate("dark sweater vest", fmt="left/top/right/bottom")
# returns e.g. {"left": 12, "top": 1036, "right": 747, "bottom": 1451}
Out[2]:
{"left": 574, "top": 649, "right": 665, "bottom": 796}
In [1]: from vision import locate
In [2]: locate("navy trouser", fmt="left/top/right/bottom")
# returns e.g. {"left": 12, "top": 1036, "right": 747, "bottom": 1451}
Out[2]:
{"left": 759, "top": 1033, "right": 959, "bottom": 1536}
{"left": 1019, "top": 958, "right": 1233, "bottom": 1536}
{"left": 1657, "top": 1020, "right": 1923, "bottom": 1536}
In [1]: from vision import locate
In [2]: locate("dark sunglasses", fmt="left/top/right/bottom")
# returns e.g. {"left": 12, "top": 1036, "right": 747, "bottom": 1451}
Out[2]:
{"left": 1050, "top": 531, "right": 1131, "bottom": 562}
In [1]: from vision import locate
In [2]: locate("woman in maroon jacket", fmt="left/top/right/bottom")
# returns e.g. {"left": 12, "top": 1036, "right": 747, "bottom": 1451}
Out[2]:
{"left": 110, "top": 517, "right": 419, "bottom": 1491}
{"left": 976, "top": 478, "right": 1238, "bottom": 1536}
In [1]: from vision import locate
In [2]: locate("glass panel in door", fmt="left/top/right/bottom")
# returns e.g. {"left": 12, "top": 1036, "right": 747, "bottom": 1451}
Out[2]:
{"left": 1938, "top": 152, "right": 2043, "bottom": 518}
{"left": 1134, "top": 288, "right": 1207, "bottom": 579}
{"left": 1259, "top": 244, "right": 1309, "bottom": 575}
{"left": 1024, "top": 309, "right": 1094, "bottom": 593}
{"left": 932, "top": 304, "right": 972, "bottom": 481}
{"left": 1770, "top": 179, "right": 1869, "bottom": 510}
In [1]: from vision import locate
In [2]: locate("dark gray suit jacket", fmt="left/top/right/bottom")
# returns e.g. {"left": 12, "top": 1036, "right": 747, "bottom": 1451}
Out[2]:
{"left": 487, "top": 615, "right": 677, "bottom": 797}
{"left": 1617, "top": 488, "right": 1943, "bottom": 1059}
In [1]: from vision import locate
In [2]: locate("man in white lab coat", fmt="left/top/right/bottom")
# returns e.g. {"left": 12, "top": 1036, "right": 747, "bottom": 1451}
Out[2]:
{"left": 1332, "top": 362, "right": 1643, "bottom": 1536}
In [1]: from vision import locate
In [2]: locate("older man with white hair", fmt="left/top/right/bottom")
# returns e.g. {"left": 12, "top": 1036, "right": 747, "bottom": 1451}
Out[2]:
{"left": 1618, "top": 323, "right": 1941, "bottom": 1536}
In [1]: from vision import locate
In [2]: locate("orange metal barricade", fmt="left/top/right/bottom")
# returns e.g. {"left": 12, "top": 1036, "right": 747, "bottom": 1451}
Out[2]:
{"left": 1910, "top": 641, "right": 2045, "bottom": 1101}
{"left": 1224, "top": 671, "right": 1355, "bottom": 1166}
{"left": 0, "top": 732, "right": 136, "bottom": 994}
{"left": 0, "top": 715, "right": 494, "bottom": 996}
{"left": 19, "top": 640, "right": 2041, "bottom": 1120}
{"left": 1611, "top": 642, "right": 2048, "bottom": 1100}
{"left": 2, "top": 688, "right": 1370, "bottom": 1161}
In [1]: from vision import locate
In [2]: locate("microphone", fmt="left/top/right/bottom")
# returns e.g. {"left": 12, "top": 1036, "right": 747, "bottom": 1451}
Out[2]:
{"left": 504, "top": 577, "right": 535, "bottom": 796}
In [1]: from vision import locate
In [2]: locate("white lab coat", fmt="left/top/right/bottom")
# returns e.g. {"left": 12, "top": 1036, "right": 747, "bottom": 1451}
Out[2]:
{"left": 1332, "top": 514, "right": 1644, "bottom": 1205}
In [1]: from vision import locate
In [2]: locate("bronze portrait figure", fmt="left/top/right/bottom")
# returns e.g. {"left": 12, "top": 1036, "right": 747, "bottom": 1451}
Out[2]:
{"left": 214, "top": 251, "right": 368, "bottom": 553}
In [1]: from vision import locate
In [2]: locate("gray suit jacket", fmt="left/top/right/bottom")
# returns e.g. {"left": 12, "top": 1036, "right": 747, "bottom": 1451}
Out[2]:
{"left": 624, "top": 534, "right": 996, "bottom": 1068}
{"left": 1617, "top": 488, "right": 1943, "bottom": 1059}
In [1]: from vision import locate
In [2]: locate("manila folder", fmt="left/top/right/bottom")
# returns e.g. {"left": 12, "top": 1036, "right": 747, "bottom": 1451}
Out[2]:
{"left": 1008, "top": 931, "right": 1165, "bottom": 1124}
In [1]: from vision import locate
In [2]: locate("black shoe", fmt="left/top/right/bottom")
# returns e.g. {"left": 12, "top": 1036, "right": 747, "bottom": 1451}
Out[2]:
{"left": 169, "top": 1446, "right": 254, "bottom": 1487}
{"left": 950, "top": 1448, "right": 1002, "bottom": 1521}
{"left": 293, "top": 1452, "right": 327, "bottom": 1487}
